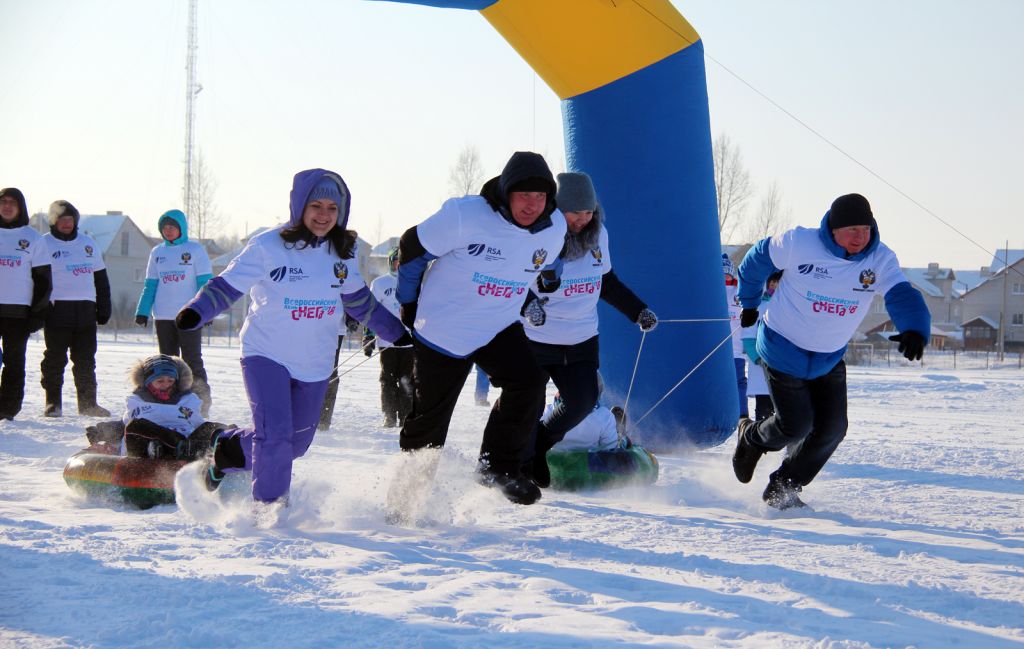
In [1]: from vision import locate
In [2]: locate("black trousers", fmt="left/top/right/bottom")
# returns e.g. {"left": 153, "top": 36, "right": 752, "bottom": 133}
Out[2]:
{"left": 319, "top": 335, "right": 345, "bottom": 430}
{"left": 379, "top": 346, "right": 414, "bottom": 422}
{"left": 400, "top": 323, "right": 547, "bottom": 476}
{"left": 40, "top": 323, "right": 99, "bottom": 404}
{"left": 0, "top": 317, "right": 31, "bottom": 417}
{"left": 155, "top": 319, "right": 207, "bottom": 381}
{"left": 526, "top": 335, "right": 601, "bottom": 460}
{"left": 746, "top": 361, "right": 848, "bottom": 487}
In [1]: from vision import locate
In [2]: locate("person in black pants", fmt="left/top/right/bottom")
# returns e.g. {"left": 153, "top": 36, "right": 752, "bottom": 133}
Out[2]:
{"left": 39, "top": 200, "right": 112, "bottom": 417}
{"left": 390, "top": 152, "right": 567, "bottom": 507}
{"left": 0, "top": 187, "right": 52, "bottom": 421}
{"left": 519, "top": 173, "right": 657, "bottom": 487}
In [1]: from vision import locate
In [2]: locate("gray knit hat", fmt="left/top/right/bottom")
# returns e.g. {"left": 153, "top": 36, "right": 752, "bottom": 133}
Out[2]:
{"left": 556, "top": 172, "right": 597, "bottom": 213}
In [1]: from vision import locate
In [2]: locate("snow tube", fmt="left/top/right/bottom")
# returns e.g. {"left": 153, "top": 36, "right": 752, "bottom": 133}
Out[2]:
{"left": 547, "top": 446, "right": 659, "bottom": 492}
{"left": 382, "top": 0, "right": 736, "bottom": 450}
{"left": 63, "top": 444, "right": 187, "bottom": 509}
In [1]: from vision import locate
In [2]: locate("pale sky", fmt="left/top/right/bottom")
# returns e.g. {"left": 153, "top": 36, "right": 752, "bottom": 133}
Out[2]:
{"left": 2, "top": 0, "right": 1020, "bottom": 269}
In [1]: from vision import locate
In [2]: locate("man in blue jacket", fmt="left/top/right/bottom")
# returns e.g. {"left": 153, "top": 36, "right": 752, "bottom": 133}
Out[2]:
{"left": 732, "top": 193, "right": 930, "bottom": 509}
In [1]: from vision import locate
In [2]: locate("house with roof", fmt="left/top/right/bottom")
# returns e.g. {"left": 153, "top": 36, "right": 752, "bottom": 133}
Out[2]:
{"left": 958, "top": 252, "right": 1024, "bottom": 352}
{"left": 855, "top": 251, "right": 1024, "bottom": 352}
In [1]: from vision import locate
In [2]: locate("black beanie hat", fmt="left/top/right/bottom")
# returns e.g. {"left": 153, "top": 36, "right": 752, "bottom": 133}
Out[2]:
{"left": 48, "top": 200, "right": 80, "bottom": 227}
{"left": 828, "top": 193, "right": 875, "bottom": 229}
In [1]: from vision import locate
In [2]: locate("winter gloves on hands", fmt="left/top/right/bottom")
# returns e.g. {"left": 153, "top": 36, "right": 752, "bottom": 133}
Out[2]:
{"left": 135, "top": 315, "right": 148, "bottom": 327}
{"left": 523, "top": 296, "right": 549, "bottom": 327}
{"left": 889, "top": 331, "right": 926, "bottom": 361}
{"left": 740, "top": 308, "right": 759, "bottom": 328}
{"left": 536, "top": 269, "right": 561, "bottom": 294}
{"left": 175, "top": 308, "right": 201, "bottom": 331}
{"left": 636, "top": 308, "right": 658, "bottom": 332}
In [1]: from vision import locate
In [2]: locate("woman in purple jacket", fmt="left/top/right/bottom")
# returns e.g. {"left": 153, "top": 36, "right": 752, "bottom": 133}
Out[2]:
{"left": 177, "top": 168, "right": 410, "bottom": 505}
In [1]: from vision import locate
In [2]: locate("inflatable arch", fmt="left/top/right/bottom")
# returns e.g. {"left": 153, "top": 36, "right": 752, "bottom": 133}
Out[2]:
{"left": 385, "top": 0, "right": 737, "bottom": 449}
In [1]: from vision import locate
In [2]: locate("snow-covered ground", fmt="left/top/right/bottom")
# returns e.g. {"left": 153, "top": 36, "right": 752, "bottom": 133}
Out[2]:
{"left": 2, "top": 336, "right": 1022, "bottom": 648}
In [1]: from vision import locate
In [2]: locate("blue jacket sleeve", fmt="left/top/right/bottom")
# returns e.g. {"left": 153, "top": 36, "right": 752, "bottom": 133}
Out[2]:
{"left": 179, "top": 276, "right": 244, "bottom": 330}
{"left": 737, "top": 238, "right": 779, "bottom": 309}
{"left": 396, "top": 225, "right": 437, "bottom": 305}
{"left": 342, "top": 285, "right": 407, "bottom": 343}
{"left": 884, "top": 281, "right": 931, "bottom": 344}
{"left": 135, "top": 278, "right": 158, "bottom": 317}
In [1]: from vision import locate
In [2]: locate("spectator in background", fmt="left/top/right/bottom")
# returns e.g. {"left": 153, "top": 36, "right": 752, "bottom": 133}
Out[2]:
{"left": 135, "top": 209, "right": 213, "bottom": 415}
{"left": 40, "top": 200, "right": 112, "bottom": 417}
{"left": 0, "top": 187, "right": 52, "bottom": 421}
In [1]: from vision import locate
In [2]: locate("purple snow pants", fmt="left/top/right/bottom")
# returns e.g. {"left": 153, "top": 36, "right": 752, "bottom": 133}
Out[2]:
{"left": 221, "top": 355, "right": 329, "bottom": 503}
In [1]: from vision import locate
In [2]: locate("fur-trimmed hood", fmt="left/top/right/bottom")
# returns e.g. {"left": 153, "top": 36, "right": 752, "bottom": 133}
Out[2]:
{"left": 561, "top": 205, "right": 604, "bottom": 262}
{"left": 128, "top": 355, "right": 193, "bottom": 392}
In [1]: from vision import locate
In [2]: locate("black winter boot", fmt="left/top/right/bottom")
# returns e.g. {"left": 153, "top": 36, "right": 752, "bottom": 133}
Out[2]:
{"left": 732, "top": 417, "right": 765, "bottom": 484}
{"left": 44, "top": 392, "right": 62, "bottom": 418}
{"left": 477, "top": 468, "right": 542, "bottom": 505}
{"left": 762, "top": 473, "right": 807, "bottom": 510}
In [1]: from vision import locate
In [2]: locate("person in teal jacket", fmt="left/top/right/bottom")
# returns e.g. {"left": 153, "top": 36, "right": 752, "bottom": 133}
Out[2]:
{"left": 134, "top": 209, "right": 213, "bottom": 415}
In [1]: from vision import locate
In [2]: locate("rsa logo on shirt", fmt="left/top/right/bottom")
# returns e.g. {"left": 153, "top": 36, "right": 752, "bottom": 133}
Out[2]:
{"left": 467, "top": 242, "right": 506, "bottom": 262}
{"left": 798, "top": 263, "right": 832, "bottom": 280}
{"left": 269, "top": 265, "right": 310, "bottom": 283}
{"left": 52, "top": 250, "right": 68, "bottom": 260}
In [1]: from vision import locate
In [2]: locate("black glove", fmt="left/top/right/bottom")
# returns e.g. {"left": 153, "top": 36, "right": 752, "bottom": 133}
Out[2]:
{"left": 536, "top": 269, "right": 561, "bottom": 294}
{"left": 636, "top": 308, "right": 658, "bottom": 332}
{"left": 363, "top": 338, "right": 375, "bottom": 357}
{"left": 96, "top": 310, "right": 111, "bottom": 326}
{"left": 523, "top": 296, "right": 548, "bottom": 327}
{"left": 392, "top": 332, "right": 414, "bottom": 348}
{"left": 135, "top": 315, "right": 148, "bottom": 327}
{"left": 175, "top": 308, "right": 200, "bottom": 330}
{"left": 400, "top": 302, "right": 417, "bottom": 329}
{"left": 27, "top": 317, "right": 46, "bottom": 333}
{"left": 740, "top": 308, "right": 759, "bottom": 328}
{"left": 889, "top": 331, "right": 926, "bottom": 361}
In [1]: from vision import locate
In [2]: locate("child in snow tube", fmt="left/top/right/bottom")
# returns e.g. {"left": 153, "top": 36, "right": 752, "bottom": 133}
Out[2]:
{"left": 543, "top": 395, "right": 659, "bottom": 492}
{"left": 65, "top": 355, "right": 232, "bottom": 508}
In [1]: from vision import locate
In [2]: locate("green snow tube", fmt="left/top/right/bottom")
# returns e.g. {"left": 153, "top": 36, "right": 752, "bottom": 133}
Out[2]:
{"left": 547, "top": 446, "right": 659, "bottom": 492}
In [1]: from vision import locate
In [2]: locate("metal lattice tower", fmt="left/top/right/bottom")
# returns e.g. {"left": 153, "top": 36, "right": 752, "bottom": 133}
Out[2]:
{"left": 183, "top": 0, "right": 199, "bottom": 225}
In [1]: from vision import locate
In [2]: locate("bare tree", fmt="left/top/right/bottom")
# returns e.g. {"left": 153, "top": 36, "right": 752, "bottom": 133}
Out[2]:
{"left": 186, "top": 152, "right": 224, "bottom": 241}
{"left": 713, "top": 133, "right": 754, "bottom": 242}
{"left": 448, "top": 145, "right": 485, "bottom": 196}
{"left": 744, "top": 181, "right": 792, "bottom": 242}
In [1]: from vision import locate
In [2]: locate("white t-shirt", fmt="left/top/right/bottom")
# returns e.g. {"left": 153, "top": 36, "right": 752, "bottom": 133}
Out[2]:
{"left": 524, "top": 225, "right": 612, "bottom": 345}
{"left": 219, "top": 227, "right": 368, "bottom": 382}
{"left": 43, "top": 233, "right": 106, "bottom": 302}
{"left": 546, "top": 405, "right": 620, "bottom": 452}
{"left": 370, "top": 273, "right": 408, "bottom": 349}
{"left": 144, "top": 240, "right": 213, "bottom": 319}
{"left": 121, "top": 391, "right": 206, "bottom": 454}
{"left": 764, "top": 227, "right": 906, "bottom": 352}
{"left": 0, "top": 226, "right": 48, "bottom": 306}
{"left": 414, "top": 196, "right": 567, "bottom": 357}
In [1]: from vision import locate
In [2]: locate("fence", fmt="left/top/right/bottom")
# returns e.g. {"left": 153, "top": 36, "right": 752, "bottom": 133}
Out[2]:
{"left": 845, "top": 345, "right": 1024, "bottom": 370}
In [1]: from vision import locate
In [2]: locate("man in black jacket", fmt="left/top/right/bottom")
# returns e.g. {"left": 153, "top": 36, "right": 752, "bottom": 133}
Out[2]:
{"left": 39, "top": 200, "right": 112, "bottom": 417}
{"left": 0, "top": 187, "right": 52, "bottom": 420}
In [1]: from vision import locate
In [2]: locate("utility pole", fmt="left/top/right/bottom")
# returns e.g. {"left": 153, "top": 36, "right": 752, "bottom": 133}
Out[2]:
{"left": 999, "top": 240, "right": 1009, "bottom": 361}
{"left": 183, "top": 0, "right": 201, "bottom": 226}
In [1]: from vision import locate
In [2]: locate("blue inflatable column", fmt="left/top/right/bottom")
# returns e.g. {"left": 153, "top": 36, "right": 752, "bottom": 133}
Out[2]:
{"left": 382, "top": 0, "right": 739, "bottom": 449}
